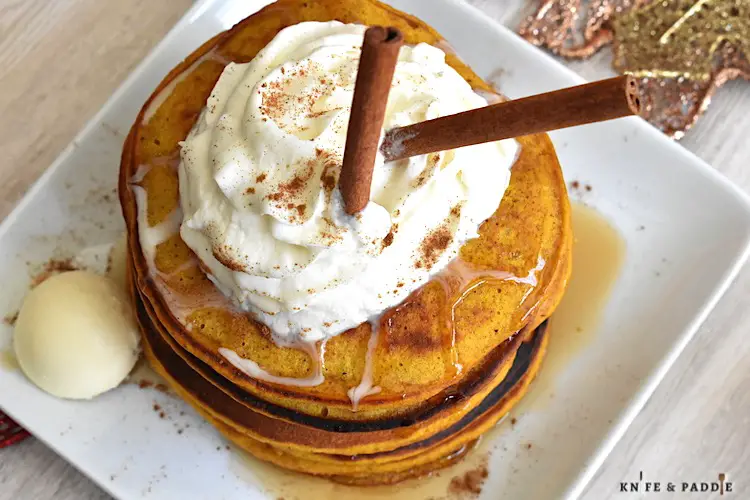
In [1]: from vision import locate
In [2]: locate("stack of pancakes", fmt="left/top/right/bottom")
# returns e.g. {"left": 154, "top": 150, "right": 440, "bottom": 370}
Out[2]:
{"left": 119, "top": 0, "right": 572, "bottom": 485}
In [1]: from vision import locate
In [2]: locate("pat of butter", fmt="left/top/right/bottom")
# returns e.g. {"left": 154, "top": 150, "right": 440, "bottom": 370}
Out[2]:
{"left": 14, "top": 271, "right": 140, "bottom": 400}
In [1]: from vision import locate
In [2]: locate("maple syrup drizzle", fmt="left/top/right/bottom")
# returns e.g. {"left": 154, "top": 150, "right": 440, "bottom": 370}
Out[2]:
{"left": 132, "top": 185, "right": 183, "bottom": 275}
{"left": 432, "top": 255, "right": 546, "bottom": 378}
{"left": 219, "top": 340, "right": 327, "bottom": 388}
{"left": 347, "top": 319, "right": 382, "bottom": 410}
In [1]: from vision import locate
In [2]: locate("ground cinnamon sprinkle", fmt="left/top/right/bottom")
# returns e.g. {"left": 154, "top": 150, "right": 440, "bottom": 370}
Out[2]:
{"left": 212, "top": 245, "right": 245, "bottom": 272}
{"left": 316, "top": 217, "right": 343, "bottom": 245}
{"left": 259, "top": 60, "right": 323, "bottom": 126}
{"left": 448, "top": 458, "right": 489, "bottom": 496}
{"left": 30, "top": 258, "right": 77, "bottom": 287}
{"left": 3, "top": 311, "right": 18, "bottom": 326}
{"left": 417, "top": 225, "right": 453, "bottom": 270}
{"left": 382, "top": 231, "right": 394, "bottom": 249}
{"left": 450, "top": 203, "right": 463, "bottom": 218}
{"left": 267, "top": 164, "right": 315, "bottom": 204}
{"left": 152, "top": 403, "right": 167, "bottom": 419}
{"left": 321, "top": 167, "right": 337, "bottom": 193}
{"left": 280, "top": 167, "right": 310, "bottom": 196}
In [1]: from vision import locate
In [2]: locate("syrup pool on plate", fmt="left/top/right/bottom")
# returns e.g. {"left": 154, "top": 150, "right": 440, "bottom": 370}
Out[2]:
{"left": 229, "top": 433, "right": 495, "bottom": 500}
{"left": 227, "top": 202, "right": 626, "bottom": 499}
{"left": 520, "top": 202, "right": 626, "bottom": 411}
{"left": 0, "top": 348, "right": 19, "bottom": 372}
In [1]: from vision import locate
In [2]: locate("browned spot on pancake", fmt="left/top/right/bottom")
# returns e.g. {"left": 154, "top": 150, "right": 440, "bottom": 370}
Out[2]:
{"left": 466, "top": 306, "right": 492, "bottom": 326}
{"left": 180, "top": 109, "right": 199, "bottom": 122}
{"left": 245, "top": 187, "right": 255, "bottom": 194}
{"left": 212, "top": 246, "right": 245, "bottom": 272}
{"left": 417, "top": 225, "right": 453, "bottom": 270}
{"left": 256, "top": 173, "right": 267, "bottom": 183}
{"left": 448, "top": 454, "right": 489, "bottom": 496}
{"left": 383, "top": 299, "right": 440, "bottom": 352}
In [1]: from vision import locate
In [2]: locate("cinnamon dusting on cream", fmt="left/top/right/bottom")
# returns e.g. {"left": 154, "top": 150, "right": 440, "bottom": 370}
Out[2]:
{"left": 417, "top": 225, "right": 454, "bottom": 270}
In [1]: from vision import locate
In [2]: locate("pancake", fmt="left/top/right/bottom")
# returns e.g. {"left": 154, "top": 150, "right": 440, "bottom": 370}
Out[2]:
{"left": 118, "top": 0, "right": 571, "bottom": 484}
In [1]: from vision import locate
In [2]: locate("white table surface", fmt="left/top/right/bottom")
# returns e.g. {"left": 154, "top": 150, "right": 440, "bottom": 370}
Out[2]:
{"left": 1, "top": 0, "right": 749, "bottom": 498}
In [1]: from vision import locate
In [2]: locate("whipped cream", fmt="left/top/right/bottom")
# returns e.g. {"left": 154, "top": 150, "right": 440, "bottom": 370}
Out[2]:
{"left": 178, "top": 21, "right": 518, "bottom": 342}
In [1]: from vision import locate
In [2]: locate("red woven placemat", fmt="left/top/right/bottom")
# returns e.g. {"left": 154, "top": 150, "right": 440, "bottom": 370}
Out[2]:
{"left": 0, "top": 411, "right": 30, "bottom": 448}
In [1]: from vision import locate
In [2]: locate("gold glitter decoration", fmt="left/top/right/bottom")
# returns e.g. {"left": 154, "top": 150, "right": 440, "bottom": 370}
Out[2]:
{"left": 519, "top": 0, "right": 750, "bottom": 138}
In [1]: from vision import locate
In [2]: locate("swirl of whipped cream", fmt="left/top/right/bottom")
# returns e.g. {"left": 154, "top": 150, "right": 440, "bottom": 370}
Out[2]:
{"left": 178, "top": 21, "right": 518, "bottom": 342}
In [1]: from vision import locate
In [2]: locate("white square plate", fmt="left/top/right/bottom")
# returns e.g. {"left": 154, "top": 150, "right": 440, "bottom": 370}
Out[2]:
{"left": 2, "top": 0, "right": 750, "bottom": 499}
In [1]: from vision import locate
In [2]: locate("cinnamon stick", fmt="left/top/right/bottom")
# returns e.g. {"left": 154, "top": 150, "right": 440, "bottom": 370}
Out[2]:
{"left": 339, "top": 26, "right": 403, "bottom": 214}
{"left": 381, "top": 75, "right": 641, "bottom": 162}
